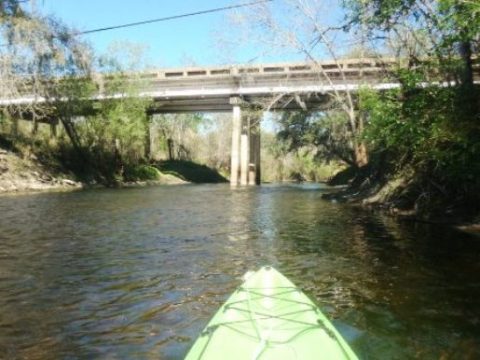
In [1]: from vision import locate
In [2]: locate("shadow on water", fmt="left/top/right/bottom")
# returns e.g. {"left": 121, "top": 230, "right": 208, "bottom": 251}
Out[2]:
{"left": 0, "top": 183, "right": 479, "bottom": 359}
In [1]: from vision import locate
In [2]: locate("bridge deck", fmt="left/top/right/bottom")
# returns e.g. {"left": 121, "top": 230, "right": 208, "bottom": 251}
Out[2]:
{"left": 1, "top": 58, "right": 479, "bottom": 113}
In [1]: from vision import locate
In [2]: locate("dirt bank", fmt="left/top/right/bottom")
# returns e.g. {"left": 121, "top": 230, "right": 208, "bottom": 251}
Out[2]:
{"left": 0, "top": 148, "right": 82, "bottom": 194}
{"left": 0, "top": 147, "right": 191, "bottom": 195}
{"left": 324, "top": 167, "right": 480, "bottom": 235}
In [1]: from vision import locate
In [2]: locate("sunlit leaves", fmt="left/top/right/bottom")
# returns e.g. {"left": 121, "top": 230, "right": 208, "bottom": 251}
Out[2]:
{"left": 359, "top": 83, "right": 480, "bottom": 183}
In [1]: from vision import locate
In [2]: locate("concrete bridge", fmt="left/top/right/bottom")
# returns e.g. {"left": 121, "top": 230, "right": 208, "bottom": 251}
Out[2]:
{"left": 3, "top": 57, "right": 477, "bottom": 185}
{"left": 113, "top": 57, "right": 399, "bottom": 186}
{"left": 134, "top": 57, "right": 399, "bottom": 112}
{"left": 134, "top": 58, "right": 399, "bottom": 185}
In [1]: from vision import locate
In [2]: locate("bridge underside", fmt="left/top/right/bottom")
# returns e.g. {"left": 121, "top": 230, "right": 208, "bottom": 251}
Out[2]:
{"left": 3, "top": 92, "right": 333, "bottom": 186}
{"left": 147, "top": 92, "right": 332, "bottom": 114}
{"left": 146, "top": 93, "right": 333, "bottom": 186}
{"left": 3, "top": 57, "right": 480, "bottom": 186}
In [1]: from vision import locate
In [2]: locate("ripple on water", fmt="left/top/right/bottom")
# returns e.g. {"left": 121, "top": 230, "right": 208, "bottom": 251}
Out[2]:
{"left": 0, "top": 185, "right": 480, "bottom": 359}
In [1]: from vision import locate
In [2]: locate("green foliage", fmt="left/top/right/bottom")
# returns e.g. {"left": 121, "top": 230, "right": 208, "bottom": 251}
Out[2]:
{"left": 65, "top": 48, "right": 154, "bottom": 183}
{"left": 343, "top": 0, "right": 414, "bottom": 28}
{"left": 345, "top": 0, "right": 480, "bottom": 35}
{"left": 261, "top": 129, "right": 345, "bottom": 183}
{"left": 360, "top": 83, "right": 480, "bottom": 193}
{"left": 341, "top": 0, "right": 480, "bottom": 212}
{"left": 153, "top": 113, "right": 204, "bottom": 161}
{"left": 436, "top": 0, "right": 480, "bottom": 43}
{"left": 80, "top": 96, "right": 150, "bottom": 162}
{"left": 345, "top": 0, "right": 480, "bottom": 84}
{"left": 289, "top": 148, "right": 343, "bottom": 181}
{"left": 276, "top": 111, "right": 357, "bottom": 166}
{"left": 124, "top": 165, "right": 160, "bottom": 181}
{"left": 0, "top": 4, "right": 227, "bottom": 187}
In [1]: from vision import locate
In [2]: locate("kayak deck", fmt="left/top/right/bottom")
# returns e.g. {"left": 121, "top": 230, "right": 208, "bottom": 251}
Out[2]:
{"left": 185, "top": 266, "right": 358, "bottom": 359}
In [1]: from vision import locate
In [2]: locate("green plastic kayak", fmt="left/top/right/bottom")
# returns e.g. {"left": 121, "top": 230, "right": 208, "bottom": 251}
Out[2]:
{"left": 185, "top": 266, "right": 358, "bottom": 360}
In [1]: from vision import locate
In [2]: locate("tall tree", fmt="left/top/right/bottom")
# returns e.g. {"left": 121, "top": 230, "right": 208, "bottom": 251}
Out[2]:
{"left": 0, "top": 0, "right": 92, "bottom": 144}
{"left": 344, "top": 0, "right": 480, "bottom": 87}
{"left": 225, "top": 0, "right": 373, "bottom": 167}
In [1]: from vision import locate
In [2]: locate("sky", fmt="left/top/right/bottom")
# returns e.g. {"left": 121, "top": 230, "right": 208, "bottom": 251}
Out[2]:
{"left": 36, "top": 0, "right": 302, "bottom": 68}
{"left": 32, "top": 0, "right": 346, "bottom": 131}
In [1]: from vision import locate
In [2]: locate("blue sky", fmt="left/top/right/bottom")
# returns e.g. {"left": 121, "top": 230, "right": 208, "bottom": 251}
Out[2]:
{"left": 34, "top": 0, "right": 348, "bottom": 130}
{"left": 38, "top": 0, "right": 301, "bottom": 68}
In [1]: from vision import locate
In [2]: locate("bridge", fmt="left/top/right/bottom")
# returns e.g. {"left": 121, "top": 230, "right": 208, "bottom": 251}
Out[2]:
{"left": 2, "top": 57, "right": 478, "bottom": 185}
{"left": 129, "top": 58, "right": 401, "bottom": 186}
{"left": 130, "top": 57, "right": 399, "bottom": 113}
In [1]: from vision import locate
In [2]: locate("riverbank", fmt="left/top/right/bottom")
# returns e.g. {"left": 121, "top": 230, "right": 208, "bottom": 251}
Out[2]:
{"left": 0, "top": 148, "right": 82, "bottom": 194}
{"left": 324, "top": 166, "right": 480, "bottom": 233}
{"left": 0, "top": 142, "right": 229, "bottom": 195}
{"left": 0, "top": 150, "right": 194, "bottom": 195}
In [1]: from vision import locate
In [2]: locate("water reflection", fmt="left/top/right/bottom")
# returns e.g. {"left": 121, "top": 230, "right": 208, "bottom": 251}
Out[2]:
{"left": 0, "top": 184, "right": 479, "bottom": 359}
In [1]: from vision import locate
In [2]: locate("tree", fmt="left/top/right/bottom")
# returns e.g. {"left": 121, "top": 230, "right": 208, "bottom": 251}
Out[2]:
{"left": 277, "top": 110, "right": 360, "bottom": 167}
{"left": 197, "top": 113, "right": 232, "bottom": 172}
{"left": 152, "top": 113, "right": 204, "bottom": 161}
{"left": 344, "top": 0, "right": 480, "bottom": 87}
{"left": 225, "top": 0, "right": 373, "bottom": 167}
{"left": 71, "top": 44, "right": 153, "bottom": 181}
{"left": 344, "top": 0, "right": 480, "bottom": 210}
{"left": 0, "top": 0, "right": 92, "bottom": 145}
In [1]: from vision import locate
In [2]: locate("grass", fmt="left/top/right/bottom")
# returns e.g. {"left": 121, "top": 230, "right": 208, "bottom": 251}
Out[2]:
{"left": 155, "top": 160, "right": 227, "bottom": 183}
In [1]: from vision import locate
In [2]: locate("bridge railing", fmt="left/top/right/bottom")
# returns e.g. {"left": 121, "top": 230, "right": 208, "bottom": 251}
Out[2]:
{"left": 1, "top": 57, "right": 479, "bottom": 104}
{"left": 97, "top": 56, "right": 479, "bottom": 92}
{"left": 129, "top": 58, "right": 399, "bottom": 80}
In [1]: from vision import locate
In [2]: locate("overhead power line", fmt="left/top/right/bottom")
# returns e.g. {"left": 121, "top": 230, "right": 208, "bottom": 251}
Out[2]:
{"left": 76, "top": 0, "right": 273, "bottom": 35}
{"left": 0, "top": 0, "right": 272, "bottom": 48}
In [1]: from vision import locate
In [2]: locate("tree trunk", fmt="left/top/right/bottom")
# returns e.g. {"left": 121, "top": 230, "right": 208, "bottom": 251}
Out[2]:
{"left": 167, "top": 138, "right": 174, "bottom": 160}
{"left": 354, "top": 142, "right": 369, "bottom": 168}
{"left": 459, "top": 40, "right": 473, "bottom": 88}
{"left": 144, "top": 117, "right": 151, "bottom": 160}
{"left": 458, "top": 38, "right": 478, "bottom": 117}
{"left": 60, "top": 117, "right": 81, "bottom": 151}
{"left": 348, "top": 110, "right": 369, "bottom": 168}
{"left": 31, "top": 118, "right": 39, "bottom": 135}
{"left": 11, "top": 117, "right": 18, "bottom": 137}
{"left": 114, "top": 138, "right": 123, "bottom": 177}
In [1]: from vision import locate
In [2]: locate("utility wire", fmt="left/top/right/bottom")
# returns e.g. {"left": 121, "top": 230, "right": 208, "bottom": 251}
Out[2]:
{"left": 76, "top": 0, "right": 273, "bottom": 35}
{"left": 0, "top": 0, "right": 273, "bottom": 47}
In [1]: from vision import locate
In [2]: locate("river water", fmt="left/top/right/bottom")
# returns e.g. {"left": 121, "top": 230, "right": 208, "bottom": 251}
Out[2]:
{"left": 0, "top": 184, "right": 479, "bottom": 359}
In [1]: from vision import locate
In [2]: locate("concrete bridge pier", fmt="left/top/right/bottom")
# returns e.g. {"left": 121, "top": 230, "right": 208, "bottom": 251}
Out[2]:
{"left": 230, "top": 97, "right": 261, "bottom": 186}
{"left": 240, "top": 116, "right": 250, "bottom": 186}
{"left": 249, "top": 117, "right": 261, "bottom": 186}
{"left": 230, "top": 100, "right": 241, "bottom": 186}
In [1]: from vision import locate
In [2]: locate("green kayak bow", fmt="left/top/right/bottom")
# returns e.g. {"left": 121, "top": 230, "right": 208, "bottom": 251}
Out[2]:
{"left": 185, "top": 266, "right": 358, "bottom": 360}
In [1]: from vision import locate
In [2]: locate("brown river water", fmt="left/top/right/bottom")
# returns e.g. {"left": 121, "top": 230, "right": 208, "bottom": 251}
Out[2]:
{"left": 0, "top": 183, "right": 479, "bottom": 359}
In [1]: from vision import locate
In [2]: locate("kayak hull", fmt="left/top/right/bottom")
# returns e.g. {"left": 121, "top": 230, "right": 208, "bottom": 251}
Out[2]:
{"left": 185, "top": 266, "right": 358, "bottom": 360}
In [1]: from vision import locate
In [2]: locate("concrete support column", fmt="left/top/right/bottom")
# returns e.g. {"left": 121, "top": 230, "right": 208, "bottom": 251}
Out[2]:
{"left": 252, "top": 116, "right": 261, "bottom": 185}
{"left": 248, "top": 116, "right": 261, "bottom": 185}
{"left": 240, "top": 116, "right": 250, "bottom": 186}
{"left": 230, "top": 97, "right": 261, "bottom": 186}
{"left": 248, "top": 138, "right": 256, "bottom": 185}
{"left": 248, "top": 116, "right": 256, "bottom": 186}
{"left": 230, "top": 100, "right": 242, "bottom": 186}
{"left": 255, "top": 125, "right": 261, "bottom": 185}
